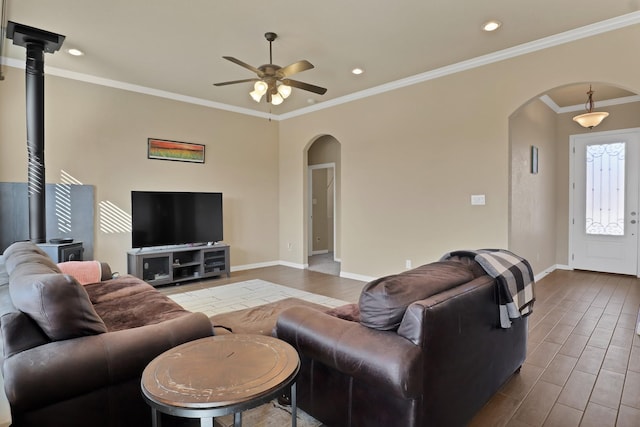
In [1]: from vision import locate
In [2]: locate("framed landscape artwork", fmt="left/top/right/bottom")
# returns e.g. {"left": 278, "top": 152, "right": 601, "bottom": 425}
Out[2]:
{"left": 147, "top": 138, "right": 205, "bottom": 163}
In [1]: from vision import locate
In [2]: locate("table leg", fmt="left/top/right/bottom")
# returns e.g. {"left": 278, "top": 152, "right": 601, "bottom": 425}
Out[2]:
{"left": 200, "top": 418, "right": 213, "bottom": 427}
{"left": 233, "top": 412, "right": 242, "bottom": 426}
{"left": 291, "top": 382, "right": 297, "bottom": 427}
{"left": 151, "top": 408, "right": 161, "bottom": 427}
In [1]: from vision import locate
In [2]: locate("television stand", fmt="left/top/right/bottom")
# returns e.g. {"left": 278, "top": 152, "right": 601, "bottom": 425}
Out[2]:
{"left": 127, "top": 244, "right": 230, "bottom": 287}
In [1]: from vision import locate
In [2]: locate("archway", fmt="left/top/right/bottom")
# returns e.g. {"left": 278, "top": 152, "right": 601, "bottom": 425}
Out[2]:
{"left": 509, "top": 82, "right": 640, "bottom": 276}
{"left": 305, "top": 135, "right": 341, "bottom": 275}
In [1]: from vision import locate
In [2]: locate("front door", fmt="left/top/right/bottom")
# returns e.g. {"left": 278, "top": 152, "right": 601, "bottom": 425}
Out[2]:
{"left": 570, "top": 128, "right": 640, "bottom": 275}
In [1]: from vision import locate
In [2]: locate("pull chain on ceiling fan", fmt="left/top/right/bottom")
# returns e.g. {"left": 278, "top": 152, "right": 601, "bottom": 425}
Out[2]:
{"left": 214, "top": 32, "right": 327, "bottom": 106}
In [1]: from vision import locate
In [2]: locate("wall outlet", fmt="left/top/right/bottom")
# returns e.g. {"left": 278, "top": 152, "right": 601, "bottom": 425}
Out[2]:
{"left": 405, "top": 259, "right": 412, "bottom": 269}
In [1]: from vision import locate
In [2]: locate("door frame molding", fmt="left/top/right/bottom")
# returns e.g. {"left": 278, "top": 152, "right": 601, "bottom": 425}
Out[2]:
{"left": 307, "top": 162, "right": 336, "bottom": 258}
{"left": 568, "top": 127, "right": 640, "bottom": 276}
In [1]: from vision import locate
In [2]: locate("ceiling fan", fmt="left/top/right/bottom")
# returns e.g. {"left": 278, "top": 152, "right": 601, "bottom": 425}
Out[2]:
{"left": 213, "top": 32, "right": 327, "bottom": 105}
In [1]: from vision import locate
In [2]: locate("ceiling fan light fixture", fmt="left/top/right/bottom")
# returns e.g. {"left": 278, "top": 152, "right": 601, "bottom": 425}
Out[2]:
{"left": 250, "top": 90, "right": 264, "bottom": 103}
{"left": 572, "top": 85, "right": 609, "bottom": 129}
{"left": 271, "top": 92, "right": 284, "bottom": 105}
{"left": 254, "top": 80, "right": 268, "bottom": 95}
{"left": 214, "top": 31, "right": 327, "bottom": 107}
{"left": 277, "top": 84, "right": 291, "bottom": 99}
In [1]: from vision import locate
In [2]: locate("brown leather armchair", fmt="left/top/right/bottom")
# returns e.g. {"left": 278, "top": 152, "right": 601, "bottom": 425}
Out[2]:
{"left": 275, "top": 259, "right": 528, "bottom": 426}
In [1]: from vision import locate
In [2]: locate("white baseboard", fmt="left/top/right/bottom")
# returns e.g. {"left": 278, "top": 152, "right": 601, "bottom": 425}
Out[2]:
{"left": 230, "top": 261, "right": 280, "bottom": 272}
{"left": 279, "top": 260, "right": 308, "bottom": 270}
{"left": 339, "top": 271, "right": 375, "bottom": 282}
{"left": 232, "top": 259, "right": 372, "bottom": 282}
{"left": 534, "top": 264, "right": 572, "bottom": 282}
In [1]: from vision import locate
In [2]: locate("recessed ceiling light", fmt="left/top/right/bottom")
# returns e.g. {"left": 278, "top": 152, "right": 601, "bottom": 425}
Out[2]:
{"left": 482, "top": 20, "right": 502, "bottom": 32}
{"left": 67, "top": 48, "right": 84, "bottom": 56}
{"left": 351, "top": 68, "right": 364, "bottom": 75}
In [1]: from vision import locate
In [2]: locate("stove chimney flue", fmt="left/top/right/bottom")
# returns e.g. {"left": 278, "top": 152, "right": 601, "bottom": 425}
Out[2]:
{"left": 6, "top": 21, "right": 65, "bottom": 243}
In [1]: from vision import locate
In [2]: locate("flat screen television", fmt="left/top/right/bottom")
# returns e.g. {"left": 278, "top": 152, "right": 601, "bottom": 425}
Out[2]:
{"left": 131, "top": 191, "right": 223, "bottom": 248}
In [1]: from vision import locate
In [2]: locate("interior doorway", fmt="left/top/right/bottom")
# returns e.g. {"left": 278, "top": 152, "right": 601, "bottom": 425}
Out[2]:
{"left": 309, "top": 164, "right": 335, "bottom": 256}
{"left": 306, "top": 136, "right": 341, "bottom": 276}
{"left": 569, "top": 128, "right": 640, "bottom": 275}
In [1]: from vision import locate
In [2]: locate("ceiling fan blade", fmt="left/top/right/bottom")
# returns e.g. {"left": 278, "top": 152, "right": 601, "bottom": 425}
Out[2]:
{"left": 282, "top": 79, "right": 327, "bottom": 95}
{"left": 213, "top": 78, "right": 258, "bottom": 87}
{"left": 222, "top": 56, "right": 263, "bottom": 77}
{"left": 277, "top": 60, "right": 314, "bottom": 78}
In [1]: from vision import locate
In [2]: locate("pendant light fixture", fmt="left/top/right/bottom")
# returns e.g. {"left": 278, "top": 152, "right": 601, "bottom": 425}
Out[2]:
{"left": 572, "top": 85, "right": 609, "bottom": 129}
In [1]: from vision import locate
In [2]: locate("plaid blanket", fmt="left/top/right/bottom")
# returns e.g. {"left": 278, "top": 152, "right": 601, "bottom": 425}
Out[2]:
{"left": 441, "top": 249, "right": 535, "bottom": 328}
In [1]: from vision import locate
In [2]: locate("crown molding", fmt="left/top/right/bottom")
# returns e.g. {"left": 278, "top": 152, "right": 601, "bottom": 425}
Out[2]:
{"left": 0, "top": 57, "right": 277, "bottom": 120}
{"left": 3, "top": 11, "right": 640, "bottom": 121}
{"left": 282, "top": 11, "right": 640, "bottom": 119}
{"left": 556, "top": 95, "right": 640, "bottom": 113}
{"left": 540, "top": 93, "right": 640, "bottom": 114}
{"left": 539, "top": 95, "right": 561, "bottom": 113}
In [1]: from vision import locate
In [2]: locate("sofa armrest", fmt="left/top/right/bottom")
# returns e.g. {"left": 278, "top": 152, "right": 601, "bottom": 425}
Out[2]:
{"left": 3, "top": 312, "right": 213, "bottom": 412}
{"left": 275, "top": 306, "right": 422, "bottom": 398}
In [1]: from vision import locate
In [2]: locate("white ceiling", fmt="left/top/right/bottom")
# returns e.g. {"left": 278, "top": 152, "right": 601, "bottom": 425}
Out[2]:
{"left": 1, "top": 1, "right": 640, "bottom": 117}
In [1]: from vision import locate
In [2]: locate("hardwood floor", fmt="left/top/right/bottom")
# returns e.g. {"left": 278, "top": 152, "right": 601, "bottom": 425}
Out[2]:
{"left": 159, "top": 266, "right": 640, "bottom": 426}
{"left": 157, "top": 264, "right": 365, "bottom": 303}
{"left": 470, "top": 269, "right": 640, "bottom": 427}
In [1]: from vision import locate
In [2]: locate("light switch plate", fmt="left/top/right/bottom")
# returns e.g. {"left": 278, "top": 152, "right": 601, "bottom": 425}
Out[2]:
{"left": 471, "top": 194, "right": 486, "bottom": 205}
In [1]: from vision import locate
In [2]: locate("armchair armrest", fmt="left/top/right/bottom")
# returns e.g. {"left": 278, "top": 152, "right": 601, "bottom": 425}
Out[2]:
{"left": 3, "top": 312, "right": 213, "bottom": 412}
{"left": 275, "top": 306, "right": 422, "bottom": 398}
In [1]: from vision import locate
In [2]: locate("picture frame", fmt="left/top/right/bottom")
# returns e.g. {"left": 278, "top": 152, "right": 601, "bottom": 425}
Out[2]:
{"left": 531, "top": 145, "right": 538, "bottom": 174}
{"left": 147, "top": 138, "right": 205, "bottom": 163}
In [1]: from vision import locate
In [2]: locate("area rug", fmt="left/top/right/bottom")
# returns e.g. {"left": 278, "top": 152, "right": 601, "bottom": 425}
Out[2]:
{"left": 168, "top": 280, "right": 336, "bottom": 427}
{"left": 168, "top": 279, "right": 348, "bottom": 317}
{"left": 214, "top": 400, "right": 322, "bottom": 427}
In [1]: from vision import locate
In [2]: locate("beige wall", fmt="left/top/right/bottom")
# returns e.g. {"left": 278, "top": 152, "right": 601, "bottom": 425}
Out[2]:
{"left": 0, "top": 66, "right": 280, "bottom": 273}
{"left": 3, "top": 24, "right": 640, "bottom": 280}
{"left": 509, "top": 98, "right": 557, "bottom": 274}
{"left": 279, "top": 24, "right": 640, "bottom": 279}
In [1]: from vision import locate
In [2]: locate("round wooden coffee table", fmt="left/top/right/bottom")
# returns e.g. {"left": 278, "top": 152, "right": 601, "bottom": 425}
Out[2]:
{"left": 141, "top": 334, "right": 300, "bottom": 427}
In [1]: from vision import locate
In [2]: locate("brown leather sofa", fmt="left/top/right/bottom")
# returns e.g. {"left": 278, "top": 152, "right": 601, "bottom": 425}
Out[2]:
{"left": 275, "top": 256, "right": 530, "bottom": 427}
{"left": 0, "top": 242, "right": 214, "bottom": 427}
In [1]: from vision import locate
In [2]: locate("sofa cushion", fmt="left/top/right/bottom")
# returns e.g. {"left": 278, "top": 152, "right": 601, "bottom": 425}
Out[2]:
{"left": 4, "top": 242, "right": 59, "bottom": 276}
{"left": 9, "top": 272, "right": 107, "bottom": 341}
{"left": 85, "top": 276, "right": 191, "bottom": 331}
{"left": 3, "top": 242, "right": 107, "bottom": 340}
{"left": 359, "top": 261, "right": 476, "bottom": 330}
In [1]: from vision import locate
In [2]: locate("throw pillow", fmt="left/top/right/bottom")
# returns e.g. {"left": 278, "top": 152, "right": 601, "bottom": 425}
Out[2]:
{"left": 57, "top": 260, "right": 108, "bottom": 285}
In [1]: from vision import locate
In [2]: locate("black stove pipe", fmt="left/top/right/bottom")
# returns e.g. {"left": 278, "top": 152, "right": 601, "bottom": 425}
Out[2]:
{"left": 25, "top": 43, "right": 46, "bottom": 243}
{"left": 6, "top": 21, "right": 65, "bottom": 243}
